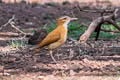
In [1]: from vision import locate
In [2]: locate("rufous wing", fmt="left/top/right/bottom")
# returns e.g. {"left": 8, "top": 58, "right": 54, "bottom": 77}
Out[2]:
{"left": 36, "top": 30, "right": 60, "bottom": 49}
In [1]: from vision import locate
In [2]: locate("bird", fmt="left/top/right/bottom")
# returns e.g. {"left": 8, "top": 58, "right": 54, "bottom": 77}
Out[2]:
{"left": 33, "top": 16, "right": 78, "bottom": 63}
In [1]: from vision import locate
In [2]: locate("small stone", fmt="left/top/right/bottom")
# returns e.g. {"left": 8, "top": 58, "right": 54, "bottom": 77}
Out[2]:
{"left": 3, "top": 72, "right": 10, "bottom": 76}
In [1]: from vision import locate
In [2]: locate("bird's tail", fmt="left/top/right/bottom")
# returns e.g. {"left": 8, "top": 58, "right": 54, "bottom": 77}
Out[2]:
{"left": 32, "top": 48, "right": 40, "bottom": 56}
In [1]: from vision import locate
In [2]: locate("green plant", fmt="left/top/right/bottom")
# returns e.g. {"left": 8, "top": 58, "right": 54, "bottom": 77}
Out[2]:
{"left": 68, "top": 21, "right": 87, "bottom": 40}
{"left": 44, "top": 2, "right": 58, "bottom": 7}
{"left": 102, "top": 24, "right": 118, "bottom": 31}
{"left": 10, "top": 40, "right": 26, "bottom": 49}
{"left": 92, "top": 23, "right": 120, "bottom": 38}
{"left": 44, "top": 21, "right": 120, "bottom": 40}
{"left": 62, "top": 1, "right": 71, "bottom": 5}
{"left": 44, "top": 23, "right": 57, "bottom": 33}
{"left": 23, "top": 28, "right": 36, "bottom": 33}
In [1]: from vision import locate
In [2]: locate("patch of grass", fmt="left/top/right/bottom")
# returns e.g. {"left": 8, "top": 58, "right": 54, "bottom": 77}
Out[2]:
{"left": 102, "top": 24, "right": 118, "bottom": 31}
{"left": 62, "top": 1, "right": 71, "bottom": 5}
{"left": 9, "top": 40, "right": 26, "bottom": 49}
{"left": 44, "top": 2, "right": 58, "bottom": 7}
{"left": 44, "top": 23, "right": 57, "bottom": 33}
{"left": 23, "top": 28, "right": 36, "bottom": 33}
{"left": 44, "top": 21, "right": 120, "bottom": 40}
{"left": 68, "top": 21, "right": 87, "bottom": 40}
{"left": 95, "top": 23, "right": 119, "bottom": 38}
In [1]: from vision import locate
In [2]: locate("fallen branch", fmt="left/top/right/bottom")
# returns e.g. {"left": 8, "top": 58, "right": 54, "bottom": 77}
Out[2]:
{"left": 101, "top": 29, "right": 120, "bottom": 33}
{"left": 0, "top": 32, "right": 19, "bottom": 37}
{"left": 10, "top": 21, "right": 26, "bottom": 35}
{"left": 79, "top": 8, "right": 120, "bottom": 43}
{"left": 0, "top": 15, "right": 15, "bottom": 30}
{"left": 0, "top": 15, "right": 32, "bottom": 37}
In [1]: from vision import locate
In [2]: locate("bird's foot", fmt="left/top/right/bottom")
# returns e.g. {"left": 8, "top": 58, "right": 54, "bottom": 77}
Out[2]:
{"left": 50, "top": 54, "right": 57, "bottom": 64}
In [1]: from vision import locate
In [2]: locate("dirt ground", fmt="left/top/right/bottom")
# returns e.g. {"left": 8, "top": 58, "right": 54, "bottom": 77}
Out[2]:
{"left": 0, "top": 1, "right": 120, "bottom": 80}
{"left": 1, "top": 39, "right": 120, "bottom": 80}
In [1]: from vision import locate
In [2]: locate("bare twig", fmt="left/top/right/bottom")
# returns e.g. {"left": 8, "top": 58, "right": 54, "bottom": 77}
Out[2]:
{"left": 0, "top": 15, "right": 32, "bottom": 37}
{"left": 0, "top": 15, "right": 15, "bottom": 30}
{"left": 10, "top": 21, "right": 26, "bottom": 35}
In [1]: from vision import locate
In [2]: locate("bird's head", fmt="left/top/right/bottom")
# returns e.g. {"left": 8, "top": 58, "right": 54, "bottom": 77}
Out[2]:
{"left": 57, "top": 16, "right": 78, "bottom": 28}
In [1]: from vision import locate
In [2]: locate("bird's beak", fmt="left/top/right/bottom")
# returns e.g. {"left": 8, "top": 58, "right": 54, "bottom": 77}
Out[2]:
{"left": 70, "top": 17, "right": 78, "bottom": 21}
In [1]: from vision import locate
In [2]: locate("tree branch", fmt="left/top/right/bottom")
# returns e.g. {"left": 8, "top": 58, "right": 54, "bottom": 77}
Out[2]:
{"left": 79, "top": 8, "right": 120, "bottom": 43}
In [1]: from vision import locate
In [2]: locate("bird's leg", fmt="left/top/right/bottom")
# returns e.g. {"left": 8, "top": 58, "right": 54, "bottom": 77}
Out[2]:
{"left": 57, "top": 52, "right": 60, "bottom": 60}
{"left": 49, "top": 50, "right": 57, "bottom": 63}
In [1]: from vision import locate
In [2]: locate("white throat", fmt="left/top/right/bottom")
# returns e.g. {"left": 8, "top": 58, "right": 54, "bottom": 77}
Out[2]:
{"left": 63, "top": 20, "right": 70, "bottom": 29}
